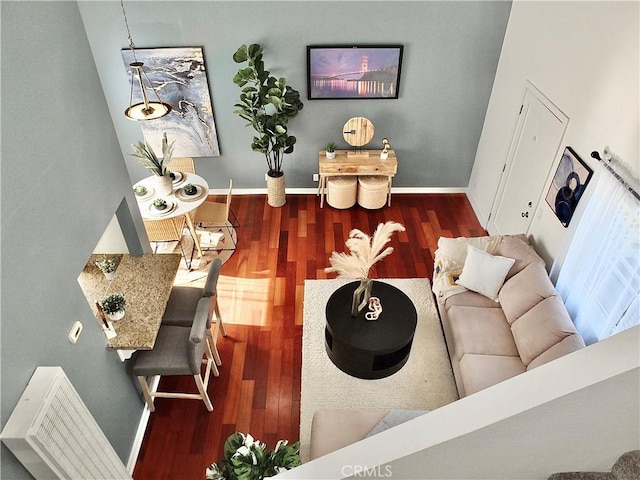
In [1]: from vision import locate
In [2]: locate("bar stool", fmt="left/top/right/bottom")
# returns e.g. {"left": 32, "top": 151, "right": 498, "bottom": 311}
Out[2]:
{"left": 357, "top": 176, "right": 389, "bottom": 209}
{"left": 326, "top": 176, "right": 357, "bottom": 209}
{"left": 133, "top": 299, "right": 215, "bottom": 412}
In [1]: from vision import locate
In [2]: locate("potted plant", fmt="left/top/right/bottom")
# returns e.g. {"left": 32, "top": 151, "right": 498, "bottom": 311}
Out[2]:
{"left": 95, "top": 255, "right": 117, "bottom": 280}
{"left": 100, "top": 293, "right": 126, "bottom": 321}
{"left": 153, "top": 198, "right": 168, "bottom": 210}
{"left": 130, "top": 132, "right": 175, "bottom": 196}
{"left": 232, "top": 43, "right": 304, "bottom": 207}
{"left": 206, "top": 432, "right": 300, "bottom": 480}
{"left": 325, "top": 141, "right": 337, "bottom": 159}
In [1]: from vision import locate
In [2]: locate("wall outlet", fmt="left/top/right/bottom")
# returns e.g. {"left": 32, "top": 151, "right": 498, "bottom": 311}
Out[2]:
{"left": 68, "top": 321, "right": 83, "bottom": 344}
{"left": 313, "top": 173, "right": 319, "bottom": 182}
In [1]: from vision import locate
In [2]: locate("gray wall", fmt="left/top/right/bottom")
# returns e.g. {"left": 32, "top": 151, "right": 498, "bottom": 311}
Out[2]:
{"left": 78, "top": 1, "right": 512, "bottom": 189}
{"left": 1, "top": 2, "right": 145, "bottom": 477}
{"left": 1, "top": 1, "right": 511, "bottom": 477}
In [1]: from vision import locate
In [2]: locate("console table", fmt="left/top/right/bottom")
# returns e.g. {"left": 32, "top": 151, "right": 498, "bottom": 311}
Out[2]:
{"left": 318, "top": 149, "right": 398, "bottom": 208}
{"left": 325, "top": 280, "right": 417, "bottom": 379}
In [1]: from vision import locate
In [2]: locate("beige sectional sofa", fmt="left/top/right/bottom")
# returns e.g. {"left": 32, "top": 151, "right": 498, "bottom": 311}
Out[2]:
{"left": 433, "top": 234, "right": 586, "bottom": 398}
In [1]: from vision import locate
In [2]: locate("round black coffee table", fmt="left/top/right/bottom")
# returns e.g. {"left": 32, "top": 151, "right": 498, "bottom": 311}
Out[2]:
{"left": 325, "top": 281, "right": 417, "bottom": 379}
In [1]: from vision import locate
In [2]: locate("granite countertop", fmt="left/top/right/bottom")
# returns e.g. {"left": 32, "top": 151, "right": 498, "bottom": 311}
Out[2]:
{"left": 78, "top": 253, "right": 181, "bottom": 351}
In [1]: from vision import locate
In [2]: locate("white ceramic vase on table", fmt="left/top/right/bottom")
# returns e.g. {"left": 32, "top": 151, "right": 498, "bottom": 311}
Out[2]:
{"left": 152, "top": 175, "right": 173, "bottom": 196}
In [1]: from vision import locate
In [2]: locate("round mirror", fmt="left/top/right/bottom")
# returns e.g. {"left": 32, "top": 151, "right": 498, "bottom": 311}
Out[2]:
{"left": 342, "top": 117, "right": 374, "bottom": 147}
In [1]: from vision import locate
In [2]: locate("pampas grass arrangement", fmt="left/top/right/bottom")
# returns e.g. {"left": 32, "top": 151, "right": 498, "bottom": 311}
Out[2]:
{"left": 325, "top": 221, "right": 406, "bottom": 279}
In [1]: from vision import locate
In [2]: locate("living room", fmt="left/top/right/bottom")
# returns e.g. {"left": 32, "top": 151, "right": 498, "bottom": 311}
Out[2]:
{"left": 1, "top": 1, "right": 638, "bottom": 479}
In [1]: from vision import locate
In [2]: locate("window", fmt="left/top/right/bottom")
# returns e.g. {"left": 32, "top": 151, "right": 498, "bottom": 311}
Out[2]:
{"left": 555, "top": 166, "right": 639, "bottom": 345}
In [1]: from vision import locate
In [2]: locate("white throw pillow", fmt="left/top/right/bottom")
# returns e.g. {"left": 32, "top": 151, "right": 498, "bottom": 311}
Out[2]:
{"left": 457, "top": 244, "right": 515, "bottom": 301}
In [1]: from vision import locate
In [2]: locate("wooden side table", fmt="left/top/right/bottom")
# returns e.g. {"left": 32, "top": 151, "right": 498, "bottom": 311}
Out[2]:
{"left": 318, "top": 149, "right": 398, "bottom": 208}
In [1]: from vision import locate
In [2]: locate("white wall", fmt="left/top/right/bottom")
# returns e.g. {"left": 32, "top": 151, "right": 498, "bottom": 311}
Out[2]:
{"left": 277, "top": 326, "right": 639, "bottom": 479}
{"left": 468, "top": 0, "right": 639, "bottom": 265}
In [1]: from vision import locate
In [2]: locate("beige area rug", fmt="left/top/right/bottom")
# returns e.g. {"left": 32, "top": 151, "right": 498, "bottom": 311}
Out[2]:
{"left": 300, "top": 278, "right": 459, "bottom": 462}
{"left": 152, "top": 224, "right": 236, "bottom": 287}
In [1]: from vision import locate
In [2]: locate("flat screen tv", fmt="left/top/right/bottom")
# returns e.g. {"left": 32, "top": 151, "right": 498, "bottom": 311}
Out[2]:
{"left": 307, "top": 45, "right": 403, "bottom": 100}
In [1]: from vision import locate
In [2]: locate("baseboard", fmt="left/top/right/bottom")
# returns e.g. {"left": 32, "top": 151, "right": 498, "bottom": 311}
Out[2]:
{"left": 206, "top": 187, "right": 468, "bottom": 195}
{"left": 127, "top": 375, "right": 160, "bottom": 474}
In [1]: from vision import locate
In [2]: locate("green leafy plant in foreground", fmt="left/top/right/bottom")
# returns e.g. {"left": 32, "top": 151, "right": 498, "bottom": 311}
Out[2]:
{"left": 206, "top": 432, "right": 300, "bottom": 480}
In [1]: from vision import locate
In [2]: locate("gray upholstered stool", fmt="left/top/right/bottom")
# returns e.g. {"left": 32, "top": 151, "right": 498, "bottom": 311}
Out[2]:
{"left": 326, "top": 176, "right": 357, "bottom": 209}
{"left": 357, "top": 176, "right": 389, "bottom": 209}
{"left": 163, "top": 257, "right": 226, "bottom": 338}
{"left": 133, "top": 300, "right": 215, "bottom": 412}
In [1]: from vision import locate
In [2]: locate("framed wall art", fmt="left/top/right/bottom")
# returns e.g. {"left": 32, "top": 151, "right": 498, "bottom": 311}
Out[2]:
{"left": 307, "top": 45, "right": 403, "bottom": 100}
{"left": 121, "top": 46, "right": 220, "bottom": 157}
{"left": 545, "top": 146, "right": 593, "bottom": 227}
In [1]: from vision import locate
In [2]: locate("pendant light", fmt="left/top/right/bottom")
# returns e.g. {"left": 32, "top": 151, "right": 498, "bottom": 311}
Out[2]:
{"left": 120, "top": 0, "right": 171, "bottom": 121}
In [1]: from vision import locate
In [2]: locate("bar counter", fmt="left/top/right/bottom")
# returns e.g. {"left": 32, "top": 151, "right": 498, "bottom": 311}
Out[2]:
{"left": 78, "top": 253, "right": 181, "bottom": 352}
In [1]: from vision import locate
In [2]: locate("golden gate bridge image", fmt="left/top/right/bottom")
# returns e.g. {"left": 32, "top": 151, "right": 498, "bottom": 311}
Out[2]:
{"left": 308, "top": 47, "right": 402, "bottom": 99}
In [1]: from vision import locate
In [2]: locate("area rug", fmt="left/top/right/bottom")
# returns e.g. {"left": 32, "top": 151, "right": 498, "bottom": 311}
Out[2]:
{"left": 300, "top": 278, "right": 459, "bottom": 462}
{"left": 152, "top": 223, "right": 236, "bottom": 287}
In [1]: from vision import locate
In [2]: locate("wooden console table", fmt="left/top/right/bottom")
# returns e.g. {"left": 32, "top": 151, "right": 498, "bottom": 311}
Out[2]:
{"left": 318, "top": 149, "right": 398, "bottom": 208}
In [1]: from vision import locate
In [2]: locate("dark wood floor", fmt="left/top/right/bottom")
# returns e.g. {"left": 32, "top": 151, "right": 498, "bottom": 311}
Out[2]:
{"left": 133, "top": 193, "right": 486, "bottom": 480}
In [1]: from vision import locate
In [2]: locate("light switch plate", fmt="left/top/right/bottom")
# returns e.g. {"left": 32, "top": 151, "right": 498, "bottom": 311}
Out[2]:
{"left": 68, "top": 321, "right": 83, "bottom": 344}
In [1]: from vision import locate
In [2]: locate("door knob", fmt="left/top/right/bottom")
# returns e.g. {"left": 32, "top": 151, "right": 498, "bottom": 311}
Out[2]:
{"left": 528, "top": 201, "right": 533, "bottom": 207}
{"left": 521, "top": 212, "right": 529, "bottom": 218}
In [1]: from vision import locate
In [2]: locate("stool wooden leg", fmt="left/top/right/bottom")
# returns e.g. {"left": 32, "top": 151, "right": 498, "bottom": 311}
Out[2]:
{"left": 137, "top": 375, "right": 156, "bottom": 412}
{"left": 194, "top": 374, "right": 213, "bottom": 411}
{"left": 214, "top": 302, "right": 226, "bottom": 337}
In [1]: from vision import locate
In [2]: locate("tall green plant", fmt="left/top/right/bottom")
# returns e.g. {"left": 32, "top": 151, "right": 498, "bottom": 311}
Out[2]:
{"left": 232, "top": 44, "right": 304, "bottom": 178}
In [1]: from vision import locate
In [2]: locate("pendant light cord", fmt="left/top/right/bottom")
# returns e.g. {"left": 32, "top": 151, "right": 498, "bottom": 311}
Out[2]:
{"left": 120, "top": 0, "right": 138, "bottom": 63}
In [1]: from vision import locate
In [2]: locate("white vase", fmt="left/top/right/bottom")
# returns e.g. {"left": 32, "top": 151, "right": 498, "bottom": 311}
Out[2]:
{"left": 106, "top": 310, "right": 125, "bottom": 321}
{"left": 380, "top": 152, "right": 389, "bottom": 160}
{"left": 152, "top": 175, "right": 173, "bottom": 196}
{"left": 103, "top": 270, "right": 115, "bottom": 281}
{"left": 326, "top": 151, "right": 336, "bottom": 159}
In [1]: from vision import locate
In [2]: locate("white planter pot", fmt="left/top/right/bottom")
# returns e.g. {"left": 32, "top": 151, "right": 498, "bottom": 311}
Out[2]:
{"left": 103, "top": 270, "right": 115, "bottom": 281}
{"left": 152, "top": 175, "right": 173, "bottom": 196}
{"left": 106, "top": 310, "right": 125, "bottom": 321}
{"left": 326, "top": 151, "right": 336, "bottom": 159}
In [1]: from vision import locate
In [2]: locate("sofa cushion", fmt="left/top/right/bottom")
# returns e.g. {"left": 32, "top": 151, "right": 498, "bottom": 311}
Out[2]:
{"left": 527, "top": 333, "right": 585, "bottom": 369}
{"left": 444, "top": 290, "right": 503, "bottom": 312}
{"left": 458, "top": 354, "right": 526, "bottom": 396}
{"left": 457, "top": 245, "right": 515, "bottom": 301}
{"left": 499, "top": 262, "right": 558, "bottom": 325}
{"left": 436, "top": 235, "right": 502, "bottom": 266}
{"left": 495, "top": 235, "right": 546, "bottom": 279}
{"left": 511, "top": 295, "right": 580, "bottom": 365}
{"left": 448, "top": 305, "right": 519, "bottom": 361}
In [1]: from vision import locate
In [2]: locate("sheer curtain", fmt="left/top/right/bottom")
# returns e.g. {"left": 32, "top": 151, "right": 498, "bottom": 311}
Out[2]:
{"left": 555, "top": 166, "right": 640, "bottom": 345}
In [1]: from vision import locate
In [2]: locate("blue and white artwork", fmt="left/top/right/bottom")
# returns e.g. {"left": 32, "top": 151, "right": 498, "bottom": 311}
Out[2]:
{"left": 122, "top": 47, "right": 220, "bottom": 157}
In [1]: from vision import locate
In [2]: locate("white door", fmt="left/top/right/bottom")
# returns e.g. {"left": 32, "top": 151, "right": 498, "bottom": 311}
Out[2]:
{"left": 489, "top": 83, "right": 568, "bottom": 235}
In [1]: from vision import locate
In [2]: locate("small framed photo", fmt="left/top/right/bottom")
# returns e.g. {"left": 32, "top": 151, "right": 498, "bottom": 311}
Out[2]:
{"left": 307, "top": 45, "right": 403, "bottom": 100}
{"left": 545, "top": 146, "right": 593, "bottom": 227}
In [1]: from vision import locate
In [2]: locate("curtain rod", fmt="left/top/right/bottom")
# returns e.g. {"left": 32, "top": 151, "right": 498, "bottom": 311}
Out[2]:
{"left": 590, "top": 151, "right": 640, "bottom": 202}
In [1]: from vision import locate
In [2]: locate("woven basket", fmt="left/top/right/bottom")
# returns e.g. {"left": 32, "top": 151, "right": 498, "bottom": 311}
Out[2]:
{"left": 267, "top": 174, "right": 286, "bottom": 207}
{"left": 326, "top": 176, "right": 357, "bottom": 209}
{"left": 357, "top": 176, "right": 388, "bottom": 209}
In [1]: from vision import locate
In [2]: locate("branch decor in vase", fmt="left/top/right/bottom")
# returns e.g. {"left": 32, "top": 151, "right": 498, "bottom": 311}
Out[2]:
{"left": 325, "top": 221, "right": 405, "bottom": 316}
{"left": 206, "top": 432, "right": 300, "bottom": 480}
{"left": 129, "top": 132, "right": 175, "bottom": 195}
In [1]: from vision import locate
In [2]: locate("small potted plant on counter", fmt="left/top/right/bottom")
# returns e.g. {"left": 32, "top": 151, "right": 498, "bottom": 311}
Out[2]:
{"left": 95, "top": 255, "right": 117, "bottom": 280}
{"left": 325, "top": 141, "right": 337, "bottom": 159}
{"left": 206, "top": 432, "right": 300, "bottom": 480}
{"left": 100, "top": 293, "right": 126, "bottom": 321}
